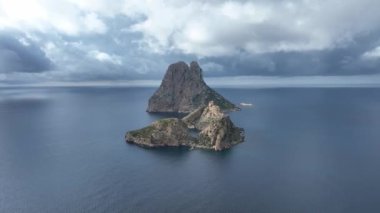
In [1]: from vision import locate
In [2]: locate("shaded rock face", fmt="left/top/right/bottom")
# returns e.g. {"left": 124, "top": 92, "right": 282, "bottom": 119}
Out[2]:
{"left": 147, "top": 61, "right": 237, "bottom": 113}
{"left": 126, "top": 101, "right": 244, "bottom": 151}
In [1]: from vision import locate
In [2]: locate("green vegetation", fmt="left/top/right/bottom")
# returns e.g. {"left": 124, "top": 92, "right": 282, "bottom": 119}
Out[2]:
{"left": 206, "top": 94, "right": 234, "bottom": 110}
{"left": 199, "top": 134, "right": 211, "bottom": 145}
{"left": 129, "top": 126, "right": 155, "bottom": 137}
{"left": 192, "top": 89, "right": 235, "bottom": 110}
{"left": 157, "top": 118, "right": 175, "bottom": 128}
{"left": 129, "top": 119, "right": 177, "bottom": 138}
{"left": 191, "top": 94, "right": 202, "bottom": 105}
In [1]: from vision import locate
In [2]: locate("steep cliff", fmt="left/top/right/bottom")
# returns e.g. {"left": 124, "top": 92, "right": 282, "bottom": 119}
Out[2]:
{"left": 147, "top": 61, "right": 237, "bottom": 113}
{"left": 183, "top": 101, "right": 245, "bottom": 151}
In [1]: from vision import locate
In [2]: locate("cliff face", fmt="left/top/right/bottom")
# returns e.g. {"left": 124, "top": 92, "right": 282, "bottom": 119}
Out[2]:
{"left": 182, "top": 101, "right": 225, "bottom": 129}
{"left": 183, "top": 101, "right": 244, "bottom": 151}
{"left": 126, "top": 101, "right": 244, "bottom": 151}
{"left": 147, "top": 61, "right": 237, "bottom": 113}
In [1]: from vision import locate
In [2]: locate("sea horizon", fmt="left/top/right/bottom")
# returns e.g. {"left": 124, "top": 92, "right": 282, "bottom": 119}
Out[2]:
{"left": 2, "top": 74, "right": 380, "bottom": 88}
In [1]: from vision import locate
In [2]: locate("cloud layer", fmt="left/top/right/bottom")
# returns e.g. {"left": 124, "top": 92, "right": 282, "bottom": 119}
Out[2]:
{"left": 0, "top": 32, "right": 52, "bottom": 73}
{"left": 0, "top": 0, "right": 379, "bottom": 83}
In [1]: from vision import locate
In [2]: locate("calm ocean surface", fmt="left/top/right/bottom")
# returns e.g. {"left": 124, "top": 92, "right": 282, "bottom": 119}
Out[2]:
{"left": 1, "top": 87, "right": 380, "bottom": 212}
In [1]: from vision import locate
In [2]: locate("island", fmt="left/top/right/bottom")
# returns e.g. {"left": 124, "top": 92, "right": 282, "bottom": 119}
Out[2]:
{"left": 126, "top": 101, "right": 245, "bottom": 151}
{"left": 125, "top": 61, "right": 245, "bottom": 151}
{"left": 147, "top": 61, "right": 239, "bottom": 113}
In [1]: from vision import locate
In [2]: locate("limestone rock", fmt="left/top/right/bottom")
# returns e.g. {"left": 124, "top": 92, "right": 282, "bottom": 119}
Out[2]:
{"left": 183, "top": 101, "right": 245, "bottom": 151}
{"left": 147, "top": 61, "right": 237, "bottom": 113}
{"left": 183, "top": 101, "right": 225, "bottom": 129}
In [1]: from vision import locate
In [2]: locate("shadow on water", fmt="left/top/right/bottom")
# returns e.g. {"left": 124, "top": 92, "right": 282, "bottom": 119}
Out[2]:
{"left": 196, "top": 147, "right": 236, "bottom": 161}
{"left": 126, "top": 141, "right": 236, "bottom": 160}
{"left": 126, "top": 143, "right": 190, "bottom": 156}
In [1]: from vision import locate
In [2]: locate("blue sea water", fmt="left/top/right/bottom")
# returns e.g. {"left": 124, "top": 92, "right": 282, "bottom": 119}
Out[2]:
{"left": 0, "top": 87, "right": 380, "bottom": 213}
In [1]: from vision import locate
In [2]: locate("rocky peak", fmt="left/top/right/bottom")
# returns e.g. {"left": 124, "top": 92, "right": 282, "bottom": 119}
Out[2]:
{"left": 190, "top": 61, "right": 203, "bottom": 79}
{"left": 202, "top": 101, "right": 224, "bottom": 120}
{"left": 147, "top": 61, "right": 237, "bottom": 113}
{"left": 183, "top": 101, "right": 225, "bottom": 130}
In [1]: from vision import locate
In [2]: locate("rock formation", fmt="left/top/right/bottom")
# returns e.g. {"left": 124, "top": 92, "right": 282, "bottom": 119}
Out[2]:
{"left": 183, "top": 101, "right": 244, "bottom": 150}
{"left": 126, "top": 101, "right": 244, "bottom": 151}
{"left": 147, "top": 61, "right": 238, "bottom": 113}
{"left": 126, "top": 118, "right": 195, "bottom": 148}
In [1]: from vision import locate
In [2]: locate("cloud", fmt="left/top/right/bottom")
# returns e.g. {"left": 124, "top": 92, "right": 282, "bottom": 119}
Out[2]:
{"left": 82, "top": 13, "right": 107, "bottom": 34}
{"left": 201, "top": 62, "right": 224, "bottom": 73}
{"left": 362, "top": 46, "right": 380, "bottom": 59}
{"left": 205, "top": 74, "right": 380, "bottom": 88}
{"left": 0, "top": 32, "right": 52, "bottom": 73}
{"left": 89, "top": 50, "right": 122, "bottom": 65}
{"left": 0, "top": 0, "right": 108, "bottom": 35}
{"left": 125, "top": 0, "right": 380, "bottom": 57}
{"left": 1, "top": 0, "right": 380, "bottom": 55}
{"left": 1, "top": 0, "right": 380, "bottom": 84}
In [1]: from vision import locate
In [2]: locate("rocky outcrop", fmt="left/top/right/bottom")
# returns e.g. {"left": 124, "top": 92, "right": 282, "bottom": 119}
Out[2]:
{"left": 183, "top": 101, "right": 244, "bottom": 151}
{"left": 147, "top": 61, "right": 238, "bottom": 113}
{"left": 126, "top": 101, "right": 244, "bottom": 151}
{"left": 126, "top": 118, "right": 195, "bottom": 148}
{"left": 183, "top": 101, "right": 225, "bottom": 129}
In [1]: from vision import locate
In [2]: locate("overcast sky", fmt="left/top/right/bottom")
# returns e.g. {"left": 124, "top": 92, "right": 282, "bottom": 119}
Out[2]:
{"left": 0, "top": 0, "right": 380, "bottom": 84}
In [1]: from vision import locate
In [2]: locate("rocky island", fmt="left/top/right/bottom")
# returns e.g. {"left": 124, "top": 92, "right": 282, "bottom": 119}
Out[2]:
{"left": 126, "top": 61, "right": 245, "bottom": 151}
{"left": 126, "top": 101, "right": 244, "bottom": 151}
{"left": 147, "top": 61, "right": 238, "bottom": 113}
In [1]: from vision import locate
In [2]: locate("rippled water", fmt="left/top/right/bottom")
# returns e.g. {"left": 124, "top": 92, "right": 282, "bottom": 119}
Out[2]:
{"left": 1, "top": 87, "right": 380, "bottom": 212}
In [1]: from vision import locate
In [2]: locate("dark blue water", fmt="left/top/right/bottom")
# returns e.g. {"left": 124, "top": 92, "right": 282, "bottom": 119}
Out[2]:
{"left": 1, "top": 87, "right": 380, "bottom": 212}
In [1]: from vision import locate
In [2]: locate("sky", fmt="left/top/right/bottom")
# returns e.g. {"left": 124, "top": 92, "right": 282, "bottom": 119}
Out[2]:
{"left": 0, "top": 0, "right": 380, "bottom": 85}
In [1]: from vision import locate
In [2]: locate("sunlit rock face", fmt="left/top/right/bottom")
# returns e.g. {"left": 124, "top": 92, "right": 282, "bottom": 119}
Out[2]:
{"left": 147, "top": 61, "right": 237, "bottom": 113}
{"left": 183, "top": 101, "right": 245, "bottom": 151}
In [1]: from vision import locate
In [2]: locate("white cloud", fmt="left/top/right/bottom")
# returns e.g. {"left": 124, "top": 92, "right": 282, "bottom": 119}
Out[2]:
{"left": 82, "top": 13, "right": 107, "bottom": 34}
{"left": 123, "top": 0, "right": 380, "bottom": 56}
{"left": 18, "top": 37, "right": 30, "bottom": 46}
{"left": 1, "top": 0, "right": 380, "bottom": 56}
{"left": 0, "top": 0, "right": 108, "bottom": 35}
{"left": 67, "top": 0, "right": 124, "bottom": 16}
{"left": 89, "top": 50, "right": 122, "bottom": 65}
{"left": 362, "top": 46, "right": 380, "bottom": 59}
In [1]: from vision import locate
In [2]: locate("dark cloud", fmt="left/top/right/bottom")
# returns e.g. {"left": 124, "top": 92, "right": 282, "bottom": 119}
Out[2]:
{"left": 0, "top": 32, "right": 52, "bottom": 73}
{"left": 199, "top": 30, "right": 380, "bottom": 77}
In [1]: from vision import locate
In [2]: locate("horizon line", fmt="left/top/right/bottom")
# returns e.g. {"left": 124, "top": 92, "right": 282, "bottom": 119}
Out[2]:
{"left": 1, "top": 74, "right": 380, "bottom": 88}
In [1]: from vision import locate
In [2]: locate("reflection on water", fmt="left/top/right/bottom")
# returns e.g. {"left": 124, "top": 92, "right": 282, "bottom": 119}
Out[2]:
{"left": 1, "top": 87, "right": 380, "bottom": 212}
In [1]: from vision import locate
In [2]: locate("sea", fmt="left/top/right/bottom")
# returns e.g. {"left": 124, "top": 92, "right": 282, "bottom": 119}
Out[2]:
{"left": 0, "top": 87, "right": 380, "bottom": 212}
